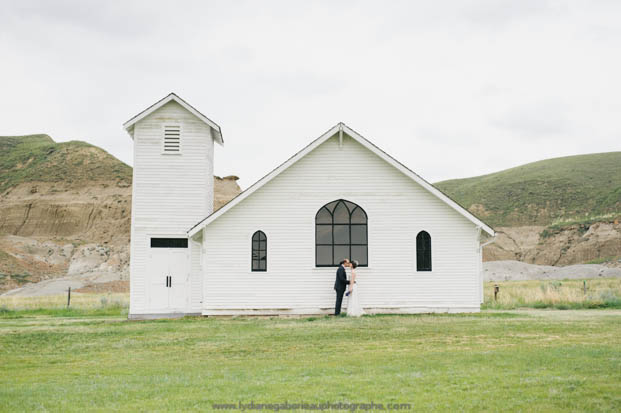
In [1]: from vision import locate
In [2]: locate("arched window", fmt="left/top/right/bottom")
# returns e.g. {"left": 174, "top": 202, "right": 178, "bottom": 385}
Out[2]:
{"left": 252, "top": 231, "right": 267, "bottom": 272}
{"left": 416, "top": 231, "right": 431, "bottom": 271}
{"left": 315, "top": 200, "right": 367, "bottom": 267}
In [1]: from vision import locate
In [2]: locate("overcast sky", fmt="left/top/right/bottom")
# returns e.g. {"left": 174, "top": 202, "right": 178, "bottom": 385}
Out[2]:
{"left": 2, "top": 0, "right": 620, "bottom": 188}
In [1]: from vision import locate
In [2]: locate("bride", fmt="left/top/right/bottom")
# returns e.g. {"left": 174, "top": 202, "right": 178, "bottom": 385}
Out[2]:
{"left": 347, "top": 260, "right": 365, "bottom": 317}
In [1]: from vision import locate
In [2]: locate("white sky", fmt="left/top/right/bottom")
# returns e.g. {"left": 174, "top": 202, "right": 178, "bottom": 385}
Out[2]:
{"left": 2, "top": 0, "right": 620, "bottom": 188}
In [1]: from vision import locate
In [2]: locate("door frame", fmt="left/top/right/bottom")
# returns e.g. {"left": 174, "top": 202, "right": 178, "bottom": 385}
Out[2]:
{"left": 146, "top": 233, "right": 190, "bottom": 313}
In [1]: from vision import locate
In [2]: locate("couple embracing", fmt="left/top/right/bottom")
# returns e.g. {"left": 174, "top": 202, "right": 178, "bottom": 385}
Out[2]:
{"left": 333, "top": 258, "right": 365, "bottom": 317}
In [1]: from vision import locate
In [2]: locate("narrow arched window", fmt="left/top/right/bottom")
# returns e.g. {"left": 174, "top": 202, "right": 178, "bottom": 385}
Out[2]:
{"left": 315, "top": 200, "right": 367, "bottom": 267}
{"left": 416, "top": 231, "right": 431, "bottom": 271}
{"left": 252, "top": 231, "right": 267, "bottom": 272}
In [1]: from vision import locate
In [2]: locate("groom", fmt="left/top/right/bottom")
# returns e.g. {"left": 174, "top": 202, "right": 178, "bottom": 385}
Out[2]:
{"left": 334, "top": 259, "right": 351, "bottom": 315}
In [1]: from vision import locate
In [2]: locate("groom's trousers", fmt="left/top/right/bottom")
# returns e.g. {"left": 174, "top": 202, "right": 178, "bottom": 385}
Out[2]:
{"left": 335, "top": 289, "right": 345, "bottom": 315}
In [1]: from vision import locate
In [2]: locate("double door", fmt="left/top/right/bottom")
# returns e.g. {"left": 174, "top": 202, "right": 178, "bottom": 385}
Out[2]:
{"left": 147, "top": 248, "right": 190, "bottom": 312}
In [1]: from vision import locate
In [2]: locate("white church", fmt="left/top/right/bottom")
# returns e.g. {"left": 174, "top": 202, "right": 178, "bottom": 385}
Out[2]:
{"left": 124, "top": 93, "right": 495, "bottom": 319}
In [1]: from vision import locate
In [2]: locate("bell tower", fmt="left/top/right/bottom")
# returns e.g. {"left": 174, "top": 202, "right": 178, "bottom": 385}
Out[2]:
{"left": 123, "top": 93, "right": 223, "bottom": 318}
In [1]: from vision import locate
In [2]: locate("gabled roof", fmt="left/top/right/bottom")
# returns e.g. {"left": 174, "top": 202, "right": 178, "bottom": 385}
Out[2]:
{"left": 123, "top": 93, "right": 223, "bottom": 145}
{"left": 188, "top": 123, "right": 495, "bottom": 237}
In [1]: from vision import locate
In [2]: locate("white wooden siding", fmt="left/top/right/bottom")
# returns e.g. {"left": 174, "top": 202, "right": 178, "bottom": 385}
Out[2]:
{"left": 189, "top": 236, "right": 203, "bottom": 312}
{"left": 129, "top": 101, "right": 214, "bottom": 315}
{"left": 202, "top": 134, "right": 481, "bottom": 315}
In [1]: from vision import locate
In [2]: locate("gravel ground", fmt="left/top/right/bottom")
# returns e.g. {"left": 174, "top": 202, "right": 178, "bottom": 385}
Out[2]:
{"left": 1, "top": 271, "right": 120, "bottom": 297}
{"left": 484, "top": 260, "right": 621, "bottom": 281}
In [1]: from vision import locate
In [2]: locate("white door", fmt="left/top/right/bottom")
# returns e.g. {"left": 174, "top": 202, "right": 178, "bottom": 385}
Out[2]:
{"left": 147, "top": 247, "right": 189, "bottom": 312}
{"left": 147, "top": 249, "right": 171, "bottom": 311}
{"left": 168, "top": 249, "right": 189, "bottom": 311}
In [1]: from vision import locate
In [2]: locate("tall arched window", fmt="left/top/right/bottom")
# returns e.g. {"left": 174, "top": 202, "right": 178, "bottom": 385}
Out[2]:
{"left": 416, "top": 231, "right": 431, "bottom": 271}
{"left": 252, "top": 231, "right": 267, "bottom": 272}
{"left": 315, "top": 199, "right": 367, "bottom": 267}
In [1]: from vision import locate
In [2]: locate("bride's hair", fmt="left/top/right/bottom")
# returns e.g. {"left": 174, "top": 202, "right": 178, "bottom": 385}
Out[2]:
{"left": 351, "top": 260, "right": 359, "bottom": 269}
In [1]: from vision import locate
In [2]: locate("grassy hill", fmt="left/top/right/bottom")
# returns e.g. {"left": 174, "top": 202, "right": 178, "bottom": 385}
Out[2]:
{"left": 436, "top": 152, "right": 621, "bottom": 227}
{"left": 0, "top": 134, "right": 131, "bottom": 193}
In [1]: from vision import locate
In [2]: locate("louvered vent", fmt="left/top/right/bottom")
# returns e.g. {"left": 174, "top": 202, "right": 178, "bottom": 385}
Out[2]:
{"left": 163, "top": 125, "right": 181, "bottom": 153}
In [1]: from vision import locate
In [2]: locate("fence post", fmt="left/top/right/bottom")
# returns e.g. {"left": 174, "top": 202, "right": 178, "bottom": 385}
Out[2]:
{"left": 67, "top": 286, "right": 71, "bottom": 308}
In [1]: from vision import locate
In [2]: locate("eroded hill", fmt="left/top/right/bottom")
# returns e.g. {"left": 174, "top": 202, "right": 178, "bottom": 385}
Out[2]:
{"left": 436, "top": 152, "right": 621, "bottom": 267}
{"left": 0, "top": 134, "right": 241, "bottom": 293}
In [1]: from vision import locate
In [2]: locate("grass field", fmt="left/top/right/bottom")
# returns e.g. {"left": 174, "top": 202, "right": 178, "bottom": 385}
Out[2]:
{"left": 1, "top": 292, "right": 621, "bottom": 411}
{"left": 483, "top": 278, "right": 621, "bottom": 310}
{"left": 0, "top": 292, "right": 129, "bottom": 315}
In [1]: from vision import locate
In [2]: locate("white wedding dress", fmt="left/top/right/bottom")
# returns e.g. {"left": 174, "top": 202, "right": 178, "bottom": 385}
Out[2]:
{"left": 346, "top": 270, "right": 365, "bottom": 317}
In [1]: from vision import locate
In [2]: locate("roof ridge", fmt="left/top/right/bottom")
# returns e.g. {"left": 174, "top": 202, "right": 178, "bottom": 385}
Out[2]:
{"left": 123, "top": 93, "right": 223, "bottom": 145}
{"left": 188, "top": 123, "right": 494, "bottom": 236}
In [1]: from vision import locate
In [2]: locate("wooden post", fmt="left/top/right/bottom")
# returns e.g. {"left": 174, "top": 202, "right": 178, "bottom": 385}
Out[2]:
{"left": 583, "top": 280, "right": 587, "bottom": 295}
{"left": 494, "top": 284, "right": 499, "bottom": 301}
{"left": 67, "top": 286, "right": 71, "bottom": 308}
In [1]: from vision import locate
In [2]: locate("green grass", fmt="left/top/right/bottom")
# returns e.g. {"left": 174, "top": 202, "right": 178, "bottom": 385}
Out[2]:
{"left": 0, "top": 134, "right": 131, "bottom": 193}
{"left": 0, "top": 305, "right": 127, "bottom": 319}
{"left": 435, "top": 151, "right": 621, "bottom": 227}
{"left": 0, "top": 293, "right": 129, "bottom": 317}
{"left": 586, "top": 256, "right": 621, "bottom": 265}
{"left": 539, "top": 214, "right": 619, "bottom": 238}
{"left": 0, "top": 310, "right": 620, "bottom": 412}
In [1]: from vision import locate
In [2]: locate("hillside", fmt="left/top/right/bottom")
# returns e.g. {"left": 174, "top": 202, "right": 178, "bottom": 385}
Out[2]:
{"left": 0, "top": 134, "right": 132, "bottom": 194}
{"left": 436, "top": 152, "right": 621, "bottom": 228}
{"left": 436, "top": 152, "right": 621, "bottom": 266}
{"left": 0, "top": 134, "right": 241, "bottom": 294}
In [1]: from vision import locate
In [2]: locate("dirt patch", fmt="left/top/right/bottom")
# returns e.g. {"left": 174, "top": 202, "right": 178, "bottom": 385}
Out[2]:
{"left": 75, "top": 280, "right": 129, "bottom": 293}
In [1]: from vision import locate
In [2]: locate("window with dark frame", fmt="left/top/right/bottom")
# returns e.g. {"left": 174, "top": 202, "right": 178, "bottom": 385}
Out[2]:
{"left": 251, "top": 230, "right": 267, "bottom": 272}
{"left": 150, "top": 238, "right": 188, "bottom": 248}
{"left": 315, "top": 199, "right": 368, "bottom": 267}
{"left": 416, "top": 231, "right": 431, "bottom": 271}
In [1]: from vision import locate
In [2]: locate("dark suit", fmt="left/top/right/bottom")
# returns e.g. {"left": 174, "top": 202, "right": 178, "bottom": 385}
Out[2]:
{"left": 334, "top": 265, "right": 350, "bottom": 315}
